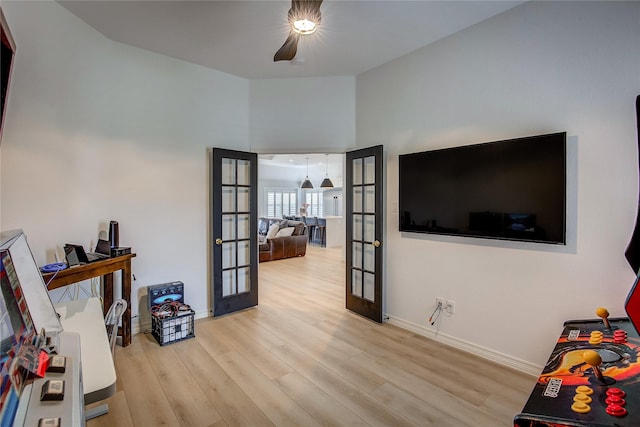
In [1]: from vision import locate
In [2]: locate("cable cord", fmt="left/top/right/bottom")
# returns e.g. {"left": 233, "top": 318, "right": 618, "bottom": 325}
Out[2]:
{"left": 428, "top": 301, "right": 445, "bottom": 337}
{"left": 428, "top": 301, "right": 442, "bottom": 325}
{"left": 44, "top": 267, "right": 61, "bottom": 289}
{"left": 91, "top": 277, "right": 102, "bottom": 305}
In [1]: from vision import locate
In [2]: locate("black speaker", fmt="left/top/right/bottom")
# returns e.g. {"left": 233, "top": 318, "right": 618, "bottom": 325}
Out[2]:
{"left": 109, "top": 221, "right": 119, "bottom": 248}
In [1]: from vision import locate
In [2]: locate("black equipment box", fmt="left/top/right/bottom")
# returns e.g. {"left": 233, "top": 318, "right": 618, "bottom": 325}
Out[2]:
{"left": 111, "top": 246, "right": 131, "bottom": 257}
{"left": 148, "top": 281, "right": 185, "bottom": 307}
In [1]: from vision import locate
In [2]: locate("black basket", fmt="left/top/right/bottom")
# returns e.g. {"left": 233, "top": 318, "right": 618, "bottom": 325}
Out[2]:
{"left": 151, "top": 310, "right": 195, "bottom": 346}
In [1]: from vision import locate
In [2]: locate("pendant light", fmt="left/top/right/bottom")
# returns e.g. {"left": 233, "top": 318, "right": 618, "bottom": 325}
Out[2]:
{"left": 320, "top": 154, "right": 334, "bottom": 188}
{"left": 301, "top": 157, "right": 313, "bottom": 189}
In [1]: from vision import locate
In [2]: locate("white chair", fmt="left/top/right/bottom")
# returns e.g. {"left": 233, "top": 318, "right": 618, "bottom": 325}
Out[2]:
{"left": 104, "top": 299, "right": 128, "bottom": 355}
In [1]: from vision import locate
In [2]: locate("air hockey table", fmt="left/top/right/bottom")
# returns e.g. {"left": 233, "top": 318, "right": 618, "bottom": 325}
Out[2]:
{"left": 514, "top": 314, "right": 640, "bottom": 427}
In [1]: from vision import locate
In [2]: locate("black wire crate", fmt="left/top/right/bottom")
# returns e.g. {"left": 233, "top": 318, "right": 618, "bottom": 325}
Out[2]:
{"left": 151, "top": 309, "right": 195, "bottom": 346}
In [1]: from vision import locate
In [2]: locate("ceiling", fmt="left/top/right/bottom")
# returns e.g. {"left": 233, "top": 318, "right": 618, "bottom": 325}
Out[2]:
{"left": 259, "top": 153, "right": 344, "bottom": 187}
{"left": 57, "top": 0, "right": 525, "bottom": 80}
{"left": 54, "top": 1, "right": 524, "bottom": 185}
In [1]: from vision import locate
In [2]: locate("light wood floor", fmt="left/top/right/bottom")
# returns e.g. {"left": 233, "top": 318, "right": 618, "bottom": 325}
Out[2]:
{"left": 87, "top": 245, "right": 536, "bottom": 427}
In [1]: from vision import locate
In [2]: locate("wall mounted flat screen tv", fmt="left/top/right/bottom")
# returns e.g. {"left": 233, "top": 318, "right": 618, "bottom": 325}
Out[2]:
{"left": 399, "top": 132, "right": 566, "bottom": 244}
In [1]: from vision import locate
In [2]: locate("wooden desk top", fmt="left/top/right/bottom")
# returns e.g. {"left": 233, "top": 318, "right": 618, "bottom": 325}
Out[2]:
{"left": 42, "top": 253, "right": 136, "bottom": 289}
{"left": 41, "top": 253, "right": 136, "bottom": 347}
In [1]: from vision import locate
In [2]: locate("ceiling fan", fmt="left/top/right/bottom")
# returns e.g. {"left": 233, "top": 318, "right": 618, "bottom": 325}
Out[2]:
{"left": 274, "top": 0, "right": 323, "bottom": 62}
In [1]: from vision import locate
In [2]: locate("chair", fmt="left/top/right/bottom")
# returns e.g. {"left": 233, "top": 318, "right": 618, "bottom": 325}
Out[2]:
{"left": 85, "top": 298, "right": 127, "bottom": 420}
{"left": 315, "top": 218, "right": 326, "bottom": 247}
{"left": 304, "top": 216, "right": 317, "bottom": 244}
{"left": 105, "top": 298, "right": 128, "bottom": 355}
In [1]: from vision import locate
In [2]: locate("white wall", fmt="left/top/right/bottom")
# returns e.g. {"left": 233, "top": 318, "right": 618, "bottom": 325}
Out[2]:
{"left": 357, "top": 1, "right": 640, "bottom": 370}
{"left": 0, "top": 1, "right": 249, "bottom": 324}
{"left": 249, "top": 77, "right": 356, "bottom": 153}
{"left": 251, "top": 77, "right": 354, "bottom": 219}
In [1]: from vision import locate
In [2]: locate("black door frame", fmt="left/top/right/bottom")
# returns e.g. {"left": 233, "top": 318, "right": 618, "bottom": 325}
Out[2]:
{"left": 211, "top": 148, "right": 258, "bottom": 316}
{"left": 345, "top": 145, "right": 384, "bottom": 323}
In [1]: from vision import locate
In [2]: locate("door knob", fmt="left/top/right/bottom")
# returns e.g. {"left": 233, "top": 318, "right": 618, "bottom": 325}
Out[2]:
{"left": 215, "top": 238, "right": 223, "bottom": 245}
{"left": 372, "top": 240, "right": 381, "bottom": 248}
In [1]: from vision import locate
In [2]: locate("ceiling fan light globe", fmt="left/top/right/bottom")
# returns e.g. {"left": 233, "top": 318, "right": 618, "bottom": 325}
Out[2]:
{"left": 292, "top": 18, "right": 317, "bottom": 34}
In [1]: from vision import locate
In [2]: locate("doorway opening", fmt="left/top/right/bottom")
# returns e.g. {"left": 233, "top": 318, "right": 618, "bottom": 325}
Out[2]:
{"left": 258, "top": 153, "right": 345, "bottom": 252}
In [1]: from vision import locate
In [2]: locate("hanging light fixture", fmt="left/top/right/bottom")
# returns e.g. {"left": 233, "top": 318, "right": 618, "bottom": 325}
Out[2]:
{"left": 301, "top": 157, "right": 313, "bottom": 189}
{"left": 320, "top": 154, "right": 334, "bottom": 188}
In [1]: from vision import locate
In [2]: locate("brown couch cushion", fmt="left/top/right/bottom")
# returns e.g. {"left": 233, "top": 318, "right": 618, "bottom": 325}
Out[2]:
{"left": 287, "top": 220, "right": 305, "bottom": 236}
{"left": 258, "top": 234, "right": 269, "bottom": 251}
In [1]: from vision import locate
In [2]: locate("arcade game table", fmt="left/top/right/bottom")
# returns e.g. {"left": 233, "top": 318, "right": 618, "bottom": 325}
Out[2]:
{"left": 514, "top": 312, "right": 640, "bottom": 427}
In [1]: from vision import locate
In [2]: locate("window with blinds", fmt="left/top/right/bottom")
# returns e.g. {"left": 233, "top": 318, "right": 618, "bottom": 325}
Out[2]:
{"left": 305, "top": 191, "right": 324, "bottom": 217}
{"left": 267, "top": 190, "right": 297, "bottom": 218}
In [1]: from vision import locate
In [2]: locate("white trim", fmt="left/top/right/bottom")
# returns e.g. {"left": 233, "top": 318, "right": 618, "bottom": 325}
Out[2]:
{"left": 386, "top": 314, "right": 542, "bottom": 377}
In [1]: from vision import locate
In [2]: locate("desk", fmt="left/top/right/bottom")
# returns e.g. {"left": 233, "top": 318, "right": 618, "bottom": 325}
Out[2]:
{"left": 15, "top": 332, "right": 85, "bottom": 427}
{"left": 55, "top": 298, "right": 116, "bottom": 405}
{"left": 42, "top": 253, "right": 135, "bottom": 347}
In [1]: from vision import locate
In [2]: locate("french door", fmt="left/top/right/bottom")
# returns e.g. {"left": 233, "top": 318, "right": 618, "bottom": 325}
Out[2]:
{"left": 211, "top": 148, "right": 258, "bottom": 316}
{"left": 345, "top": 145, "right": 384, "bottom": 323}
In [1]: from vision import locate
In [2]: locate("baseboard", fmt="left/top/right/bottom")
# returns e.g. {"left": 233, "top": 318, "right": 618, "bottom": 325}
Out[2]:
{"left": 133, "top": 318, "right": 151, "bottom": 335}
{"left": 386, "top": 314, "right": 542, "bottom": 377}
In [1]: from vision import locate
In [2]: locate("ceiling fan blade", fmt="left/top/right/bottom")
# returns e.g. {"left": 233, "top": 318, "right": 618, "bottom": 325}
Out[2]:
{"left": 310, "top": 0, "right": 323, "bottom": 14}
{"left": 292, "top": 0, "right": 323, "bottom": 22}
{"left": 293, "top": 0, "right": 323, "bottom": 11}
{"left": 274, "top": 31, "right": 299, "bottom": 62}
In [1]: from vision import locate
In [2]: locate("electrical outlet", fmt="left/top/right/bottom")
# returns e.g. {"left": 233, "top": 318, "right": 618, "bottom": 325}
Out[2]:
{"left": 436, "top": 297, "right": 445, "bottom": 308}
{"left": 446, "top": 299, "right": 456, "bottom": 315}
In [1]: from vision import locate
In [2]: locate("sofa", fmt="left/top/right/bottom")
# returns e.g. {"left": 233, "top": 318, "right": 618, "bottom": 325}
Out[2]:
{"left": 258, "top": 217, "right": 308, "bottom": 262}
